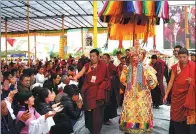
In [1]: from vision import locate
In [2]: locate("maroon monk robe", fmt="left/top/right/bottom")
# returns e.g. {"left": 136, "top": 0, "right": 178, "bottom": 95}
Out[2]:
{"left": 108, "top": 62, "right": 120, "bottom": 105}
{"left": 117, "top": 63, "right": 126, "bottom": 105}
{"left": 171, "top": 61, "right": 195, "bottom": 122}
{"left": 82, "top": 60, "right": 111, "bottom": 134}
{"left": 104, "top": 63, "right": 119, "bottom": 121}
{"left": 152, "top": 60, "right": 165, "bottom": 97}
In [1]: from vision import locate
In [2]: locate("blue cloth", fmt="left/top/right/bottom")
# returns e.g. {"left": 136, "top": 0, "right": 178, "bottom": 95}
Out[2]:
{"left": 71, "top": 119, "right": 77, "bottom": 127}
{"left": 126, "top": 1, "right": 135, "bottom": 13}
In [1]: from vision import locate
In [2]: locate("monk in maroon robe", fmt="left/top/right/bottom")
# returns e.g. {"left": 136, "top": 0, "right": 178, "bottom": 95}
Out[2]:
{"left": 117, "top": 56, "right": 126, "bottom": 106}
{"left": 102, "top": 53, "right": 119, "bottom": 125}
{"left": 163, "top": 48, "right": 196, "bottom": 134}
{"left": 151, "top": 55, "right": 165, "bottom": 108}
{"left": 73, "top": 49, "right": 111, "bottom": 134}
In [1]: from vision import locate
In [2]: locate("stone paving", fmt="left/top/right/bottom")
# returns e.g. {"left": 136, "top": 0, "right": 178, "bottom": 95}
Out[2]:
{"left": 76, "top": 105, "right": 170, "bottom": 134}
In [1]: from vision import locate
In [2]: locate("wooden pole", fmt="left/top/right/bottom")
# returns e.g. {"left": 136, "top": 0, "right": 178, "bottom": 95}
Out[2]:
{"left": 81, "top": 28, "right": 84, "bottom": 54}
{"left": 5, "top": 19, "right": 8, "bottom": 63}
{"left": 27, "top": 0, "right": 30, "bottom": 67}
{"left": 133, "top": 14, "right": 135, "bottom": 46}
{"left": 62, "top": 15, "right": 65, "bottom": 57}
{"left": 185, "top": 6, "right": 189, "bottom": 49}
{"left": 93, "top": 0, "right": 98, "bottom": 48}
{"left": 34, "top": 33, "right": 37, "bottom": 60}
{"left": 59, "top": 15, "right": 65, "bottom": 59}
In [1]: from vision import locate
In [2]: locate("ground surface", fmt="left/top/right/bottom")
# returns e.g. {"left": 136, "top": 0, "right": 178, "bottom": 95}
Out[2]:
{"left": 76, "top": 105, "right": 170, "bottom": 134}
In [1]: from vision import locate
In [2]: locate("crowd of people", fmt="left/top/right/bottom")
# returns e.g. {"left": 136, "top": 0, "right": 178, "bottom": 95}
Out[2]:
{"left": 1, "top": 40, "right": 196, "bottom": 134}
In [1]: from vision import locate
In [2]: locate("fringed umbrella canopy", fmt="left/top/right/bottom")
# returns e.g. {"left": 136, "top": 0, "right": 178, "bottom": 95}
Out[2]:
{"left": 99, "top": 1, "right": 169, "bottom": 43}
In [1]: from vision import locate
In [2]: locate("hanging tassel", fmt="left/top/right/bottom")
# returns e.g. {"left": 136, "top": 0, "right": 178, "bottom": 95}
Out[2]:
{"left": 133, "top": 14, "right": 136, "bottom": 46}
{"left": 142, "top": 20, "right": 150, "bottom": 47}
{"left": 153, "top": 35, "right": 156, "bottom": 48}
{"left": 103, "top": 23, "right": 111, "bottom": 50}
{"left": 118, "top": 39, "right": 123, "bottom": 50}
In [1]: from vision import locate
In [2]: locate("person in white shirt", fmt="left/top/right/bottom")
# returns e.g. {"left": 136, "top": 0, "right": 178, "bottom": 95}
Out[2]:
{"left": 35, "top": 66, "right": 47, "bottom": 86}
{"left": 113, "top": 51, "right": 122, "bottom": 67}
{"left": 167, "top": 45, "right": 182, "bottom": 72}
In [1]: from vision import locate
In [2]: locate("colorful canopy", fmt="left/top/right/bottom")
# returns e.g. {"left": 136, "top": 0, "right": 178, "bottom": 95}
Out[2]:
{"left": 99, "top": 1, "right": 169, "bottom": 41}
{"left": 99, "top": 1, "right": 169, "bottom": 24}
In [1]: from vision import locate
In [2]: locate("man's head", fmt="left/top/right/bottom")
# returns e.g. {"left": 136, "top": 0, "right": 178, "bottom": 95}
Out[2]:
{"left": 1, "top": 100, "right": 8, "bottom": 116}
{"left": 81, "top": 54, "right": 86, "bottom": 59}
{"left": 173, "top": 45, "right": 182, "bottom": 58}
{"left": 102, "top": 53, "right": 110, "bottom": 64}
{"left": 23, "top": 69, "right": 35, "bottom": 84}
{"left": 37, "top": 66, "right": 44, "bottom": 74}
{"left": 125, "top": 49, "right": 131, "bottom": 57}
{"left": 191, "top": 53, "right": 196, "bottom": 62}
{"left": 3, "top": 71, "right": 12, "bottom": 81}
{"left": 20, "top": 74, "right": 31, "bottom": 88}
{"left": 178, "top": 48, "right": 189, "bottom": 65}
{"left": 2, "top": 79, "right": 9, "bottom": 91}
{"left": 116, "top": 51, "right": 122, "bottom": 60}
{"left": 46, "top": 61, "right": 52, "bottom": 69}
{"left": 90, "top": 49, "right": 99, "bottom": 64}
{"left": 64, "top": 84, "right": 80, "bottom": 102}
{"left": 151, "top": 55, "right": 158, "bottom": 64}
{"left": 120, "top": 57, "right": 126, "bottom": 65}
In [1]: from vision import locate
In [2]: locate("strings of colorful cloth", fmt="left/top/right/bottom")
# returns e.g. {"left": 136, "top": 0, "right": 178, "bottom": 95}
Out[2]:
{"left": 99, "top": 1, "right": 169, "bottom": 41}
{"left": 99, "top": 1, "right": 169, "bottom": 22}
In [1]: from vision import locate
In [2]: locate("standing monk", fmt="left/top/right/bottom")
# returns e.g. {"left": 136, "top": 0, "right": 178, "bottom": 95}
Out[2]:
{"left": 117, "top": 57, "right": 127, "bottom": 106}
{"left": 163, "top": 48, "right": 196, "bottom": 134}
{"left": 102, "top": 53, "right": 119, "bottom": 125}
{"left": 166, "top": 45, "right": 182, "bottom": 104}
{"left": 151, "top": 55, "right": 165, "bottom": 108}
{"left": 73, "top": 49, "right": 111, "bottom": 134}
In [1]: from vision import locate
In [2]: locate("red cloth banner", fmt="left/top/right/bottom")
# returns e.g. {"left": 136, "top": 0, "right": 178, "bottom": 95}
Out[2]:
{"left": 7, "top": 38, "right": 16, "bottom": 47}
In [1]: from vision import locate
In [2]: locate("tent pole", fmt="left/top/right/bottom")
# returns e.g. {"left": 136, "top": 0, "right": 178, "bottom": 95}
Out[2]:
{"left": 34, "top": 33, "right": 37, "bottom": 60}
{"left": 62, "top": 15, "right": 65, "bottom": 58}
{"left": 133, "top": 14, "right": 135, "bottom": 47}
{"left": 5, "top": 19, "right": 8, "bottom": 63}
{"left": 185, "top": 6, "right": 189, "bottom": 49}
{"left": 93, "top": 0, "right": 98, "bottom": 48}
{"left": 59, "top": 15, "right": 65, "bottom": 59}
{"left": 27, "top": 0, "right": 30, "bottom": 67}
{"left": 81, "top": 28, "right": 84, "bottom": 54}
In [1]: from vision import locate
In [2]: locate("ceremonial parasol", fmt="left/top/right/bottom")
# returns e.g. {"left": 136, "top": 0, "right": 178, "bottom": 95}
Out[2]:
{"left": 99, "top": 1, "right": 169, "bottom": 48}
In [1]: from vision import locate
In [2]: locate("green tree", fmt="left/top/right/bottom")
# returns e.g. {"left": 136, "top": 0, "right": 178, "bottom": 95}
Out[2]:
{"left": 112, "top": 48, "right": 125, "bottom": 56}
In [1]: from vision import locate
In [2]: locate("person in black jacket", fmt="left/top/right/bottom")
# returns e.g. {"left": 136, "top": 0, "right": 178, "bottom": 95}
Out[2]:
{"left": 35, "top": 87, "right": 55, "bottom": 115}
{"left": 34, "top": 87, "right": 73, "bottom": 134}
{"left": 1, "top": 100, "right": 31, "bottom": 134}
{"left": 61, "top": 84, "right": 83, "bottom": 126}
